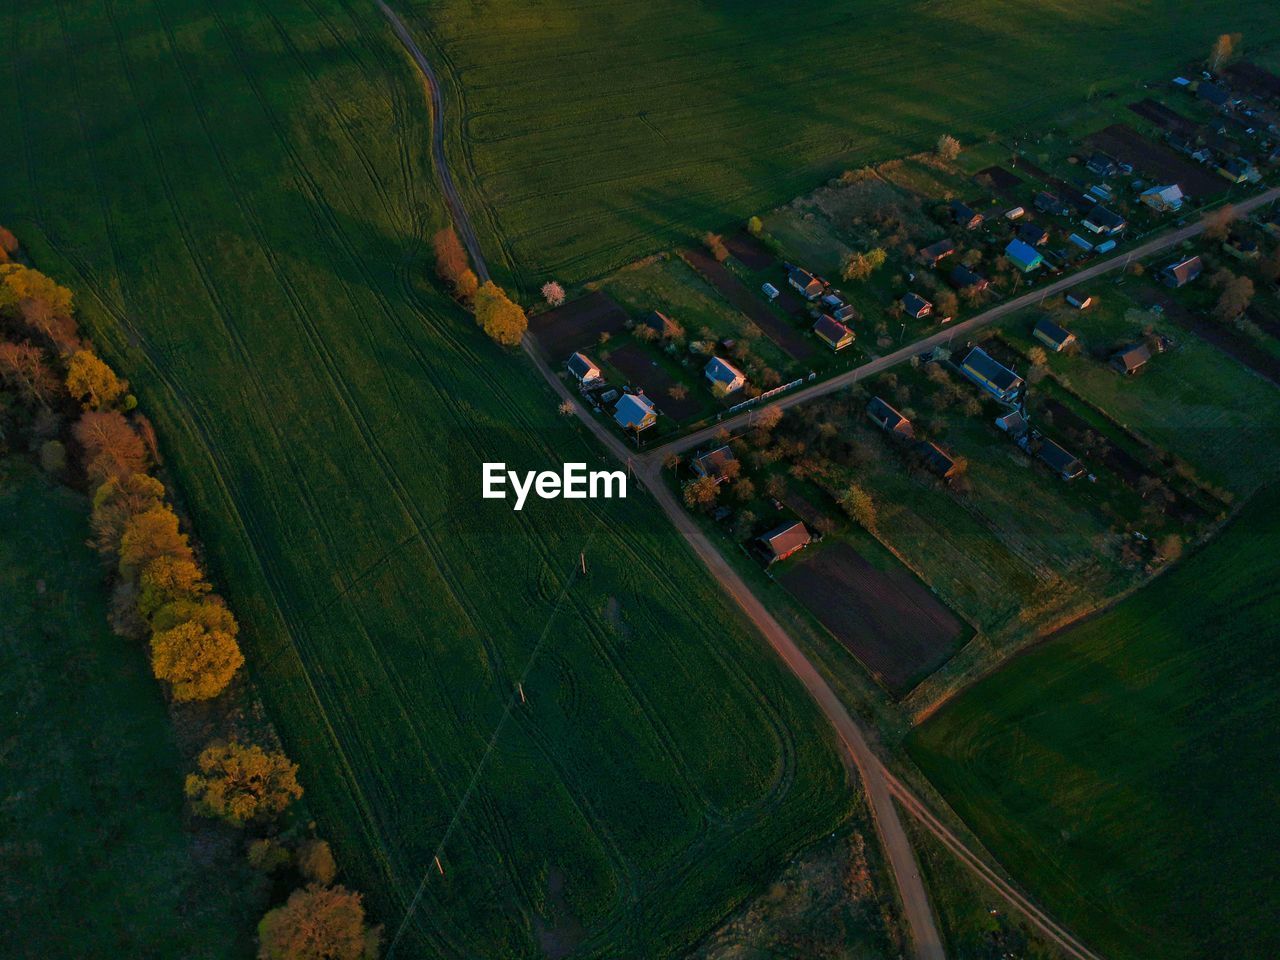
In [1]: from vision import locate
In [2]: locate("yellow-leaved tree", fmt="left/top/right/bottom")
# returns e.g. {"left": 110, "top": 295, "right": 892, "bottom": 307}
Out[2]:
{"left": 185, "top": 740, "right": 302, "bottom": 825}
{"left": 138, "top": 554, "right": 211, "bottom": 621}
{"left": 90, "top": 472, "right": 166, "bottom": 555}
{"left": 473, "top": 281, "right": 528, "bottom": 346}
{"left": 149, "top": 597, "right": 243, "bottom": 701}
{"left": 257, "top": 884, "right": 380, "bottom": 960}
{"left": 65, "top": 349, "right": 128, "bottom": 410}
{"left": 118, "top": 503, "right": 192, "bottom": 578}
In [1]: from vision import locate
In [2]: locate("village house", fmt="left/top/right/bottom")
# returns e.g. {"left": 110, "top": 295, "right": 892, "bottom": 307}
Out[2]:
{"left": 830, "top": 302, "right": 860, "bottom": 323}
{"left": 995, "top": 408, "right": 1028, "bottom": 438}
{"left": 1217, "top": 156, "right": 1258, "bottom": 184}
{"left": 642, "top": 310, "right": 683, "bottom": 340}
{"left": 914, "top": 440, "right": 961, "bottom": 481}
{"left": 692, "top": 445, "right": 739, "bottom": 484}
{"left": 1224, "top": 235, "right": 1260, "bottom": 261}
{"left": 948, "top": 264, "right": 989, "bottom": 292}
{"left": 866, "top": 396, "right": 915, "bottom": 440}
{"left": 1033, "top": 316, "right": 1077, "bottom": 352}
{"left": 813, "top": 314, "right": 855, "bottom": 351}
{"left": 1018, "top": 221, "right": 1050, "bottom": 246}
{"left": 567, "top": 351, "right": 603, "bottom": 385}
{"left": 902, "top": 292, "right": 933, "bottom": 319}
{"left": 759, "top": 520, "right": 811, "bottom": 565}
{"left": 1198, "top": 80, "right": 1230, "bottom": 109}
{"left": 960, "top": 346, "right": 1024, "bottom": 403}
{"left": 704, "top": 355, "right": 747, "bottom": 394}
{"left": 1111, "top": 342, "right": 1152, "bottom": 375}
{"left": 1005, "top": 238, "right": 1044, "bottom": 273}
{"left": 1139, "top": 183, "right": 1185, "bottom": 213}
{"left": 1034, "top": 191, "right": 1069, "bottom": 216}
{"left": 919, "top": 238, "right": 956, "bottom": 268}
{"left": 950, "top": 200, "right": 984, "bottom": 230}
{"left": 1161, "top": 254, "right": 1202, "bottom": 288}
{"left": 1082, "top": 205, "right": 1126, "bottom": 236}
{"left": 1065, "top": 290, "right": 1093, "bottom": 310}
{"left": 613, "top": 392, "right": 657, "bottom": 432}
{"left": 1085, "top": 152, "right": 1119, "bottom": 177}
{"left": 788, "top": 266, "right": 825, "bottom": 300}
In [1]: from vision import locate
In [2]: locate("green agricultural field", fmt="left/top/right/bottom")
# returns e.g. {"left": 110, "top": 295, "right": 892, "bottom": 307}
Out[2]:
{"left": 402, "top": 0, "right": 1280, "bottom": 289}
{"left": 0, "top": 460, "right": 261, "bottom": 958}
{"left": 1, "top": 2, "right": 855, "bottom": 957}
{"left": 909, "top": 486, "right": 1280, "bottom": 960}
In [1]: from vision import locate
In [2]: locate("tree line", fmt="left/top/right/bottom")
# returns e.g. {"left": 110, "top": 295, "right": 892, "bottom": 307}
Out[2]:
{"left": 0, "top": 231, "right": 380, "bottom": 960}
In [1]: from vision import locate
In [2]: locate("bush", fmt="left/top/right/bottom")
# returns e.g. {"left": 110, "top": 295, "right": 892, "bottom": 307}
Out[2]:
{"left": 936, "top": 134, "right": 961, "bottom": 161}
{"left": 248, "top": 838, "right": 293, "bottom": 874}
{"left": 38, "top": 439, "right": 66, "bottom": 474}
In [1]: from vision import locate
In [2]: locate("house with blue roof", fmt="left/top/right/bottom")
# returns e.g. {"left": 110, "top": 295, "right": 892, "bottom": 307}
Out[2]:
{"left": 704, "top": 356, "right": 747, "bottom": 394}
{"left": 1005, "top": 238, "right": 1044, "bottom": 273}
{"left": 613, "top": 393, "right": 657, "bottom": 433}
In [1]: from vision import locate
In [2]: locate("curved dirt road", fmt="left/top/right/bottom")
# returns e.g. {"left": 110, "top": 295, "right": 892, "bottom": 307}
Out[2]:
{"left": 376, "top": 4, "right": 1115, "bottom": 958}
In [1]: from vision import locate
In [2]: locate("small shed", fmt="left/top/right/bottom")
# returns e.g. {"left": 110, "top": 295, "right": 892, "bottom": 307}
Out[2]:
{"left": 902, "top": 292, "right": 933, "bottom": 319}
{"left": 813, "top": 314, "right": 855, "bottom": 351}
{"left": 1033, "top": 316, "right": 1076, "bottom": 352}
{"left": 866, "top": 396, "right": 914, "bottom": 440}
{"left": 759, "top": 521, "right": 811, "bottom": 565}
{"left": 1111, "top": 342, "right": 1152, "bottom": 375}
{"left": 567, "top": 351, "right": 603, "bottom": 384}
{"left": 1161, "top": 255, "right": 1202, "bottom": 288}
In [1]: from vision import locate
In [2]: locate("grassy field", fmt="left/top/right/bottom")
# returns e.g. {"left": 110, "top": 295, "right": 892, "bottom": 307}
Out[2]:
{"left": 908, "top": 486, "right": 1280, "bottom": 960}
{"left": 0, "top": 459, "right": 261, "bottom": 959}
{"left": 402, "top": 0, "right": 1280, "bottom": 290}
{"left": 0, "top": 2, "right": 857, "bottom": 956}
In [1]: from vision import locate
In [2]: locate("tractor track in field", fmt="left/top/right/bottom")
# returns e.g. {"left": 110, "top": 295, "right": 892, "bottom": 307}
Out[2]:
{"left": 373, "top": 3, "right": 1140, "bottom": 959}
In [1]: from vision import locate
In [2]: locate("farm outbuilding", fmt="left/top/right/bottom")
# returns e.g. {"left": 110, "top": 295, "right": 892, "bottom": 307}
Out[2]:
{"left": 950, "top": 200, "right": 984, "bottom": 230}
{"left": 643, "top": 310, "right": 683, "bottom": 339}
{"left": 1033, "top": 316, "right": 1077, "bottom": 352}
{"left": 692, "top": 445, "right": 739, "bottom": 483}
{"left": 1139, "top": 183, "right": 1185, "bottom": 212}
{"left": 919, "top": 238, "right": 956, "bottom": 267}
{"left": 948, "top": 264, "right": 988, "bottom": 292}
{"left": 759, "top": 521, "right": 811, "bottom": 565}
{"left": 1111, "top": 342, "right": 1152, "bottom": 375}
{"left": 1161, "top": 254, "right": 1202, "bottom": 288}
{"left": 866, "top": 396, "right": 915, "bottom": 440}
{"left": 567, "top": 351, "right": 603, "bottom": 384}
{"left": 914, "top": 440, "right": 961, "bottom": 481}
{"left": 902, "top": 292, "right": 933, "bottom": 319}
{"left": 788, "top": 266, "right": 824, "bottom": 300}
{"left": 960, "top": 346, "right": 1024, "bottom": 403}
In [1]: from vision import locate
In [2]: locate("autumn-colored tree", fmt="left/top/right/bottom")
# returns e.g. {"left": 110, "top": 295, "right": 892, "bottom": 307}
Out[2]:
{"left": 90, "top": 472, "right": 167, "bottom": 555}
{"left": 754, "top": 405, "right": 783, "bottom": 433}
{"left": 541, "top": 281, "right": 566, "bottom": 307}
{"left": 936, "top": 134, "right": 961, "bottom": 161}
{"left": 746, "top": 216, "right": 763, "bottom": 237}
{"left": 247, "top": 839, "right": 293, "bottom": 874}
{"left": 1203, "top": 204, "right": 1237, "bottom": 242}
{"left": 1212, "top": 274, "right": 1254, "bottom": 323}
{"left": 257, "top": 884, "right": 380, "bottom": 960}
{"left": 65, "top": 349, "right": 128, "bottom": 410}
{"left": 1027, "top": 345, "right": 1049, "bottom": 367}
{"left": 0, "top": 340, "right": 61, "bottom": 407}
{"left": 431, "top": 227, "right": 469, "bottom": 287}
{"left": 683, "top": 476, "right": 720, "bottom": 511}
{"left": 472, "top": 282, "right": 528, "bottom": 346}
{"left": 150, "top": 598, "right": 244, "bottom": 701}
{"left": 454, "top": 268, "right": 479, "bottom": 302}
{"left": 839, "top": 484, "right": 876, "bottom": 530}
{"left": 119, "top": 503, "right": 193, "bottom": 578}
{"left": 1209, "top": 33, "right": 1241, "bottom": 71}
{"left": 186, "top": 740, "right": 302, "bottom": 825}
{"left": 18, "top": 298, "right": 81, "bottom": 355}
{"left": 0, "top": 263, "right": 74, "bottom": 316}
{"left": 842, "top": 247, "right": 887, "bottom": 282}
{"left": 297, "top": 838, "right": 337, "bottom": 886}
{"left": 731, "top": 478, "right": 755, "bottom": 503}
{"left": 703, "top": 232, "right": 730, "bottom": 262}
{"left": 935, "top": 290, "right": 959, "bottom": 319}
{"left": 0, "top": 226, "right": 18, "bottom": 256}
{"left": 138, "top": 554, "right": 211, "bottom": 621}
{"left": 73, "top": 410, "right": 148, "bottom": 486}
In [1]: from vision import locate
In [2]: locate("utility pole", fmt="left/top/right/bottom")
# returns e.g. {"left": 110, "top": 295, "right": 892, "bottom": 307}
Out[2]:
{"left": 433, "top": 855, "right": 444, "bottom": 876}
{"left": 580, "top": 551, "right": 587, "bottom": 575}
{"left": 517, "top": 682, "right": 526, "bottom": 704}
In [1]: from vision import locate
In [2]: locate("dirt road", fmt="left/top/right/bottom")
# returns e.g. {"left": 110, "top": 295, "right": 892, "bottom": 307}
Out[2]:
{"left": 377, "top": 4, "right": 1122, "bottom": 957}
{"left": 657, "top": 183, "right": 1280, "bottom": 459}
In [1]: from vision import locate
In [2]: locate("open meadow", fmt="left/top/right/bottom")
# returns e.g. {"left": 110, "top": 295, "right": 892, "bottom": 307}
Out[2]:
{"left": 401, "top": 0, "right": 1280, "bottom": 289}
{"left": 0, "top": 460, "right": 261, "bottom": 959}
{"left": 0, "top": 1, "right": 857, "bottom": 955}
{"left": 908, "top": 487, "right": 1280, "bottom": 960}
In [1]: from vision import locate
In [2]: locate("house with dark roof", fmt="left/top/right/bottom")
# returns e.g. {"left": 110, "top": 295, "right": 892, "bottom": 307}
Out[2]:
{"left": 1034, "top": 191, "right": 1069, "bottom": 216}
{"left": 704, "top": 356, "right": 746, "bottom": 394}
{"left": 642, "top": 310, "right": 683, "bottom": 340}
{"left": 901, "top": 292, "right": 933, "bottom": 320}
{"left": 1039, "top": 438, "right": 1085, "bottom": 480}
{"left": 950, "top": 201, "right": 984, "bottom": 230}
{"left": 1111, "top": 342, "right": 1152, "bottom": 375}
{"left": 1018, "top": 221, "right": 1050, "bottom": 246}
{"left": 759, "top": 521, "right": 811, "bottom": 565}
{"left": 1217, "top": 156, "right": 1258, "bottom": 184}
{"left": 613, "top": 392, "right": 657, "bottom": 432}
{"left": 995, "top": 409, "right": 1028, "bottom": 438}
{"left": 788, "top": 266, "right": 825, "bottom": 300}
{"left": 1224, "top": 235, "right": 1260, "bottom": 261}
{"left": 813, "top": 314, "right": 855, "bottom": 351}
{"left": 914, "top": 441, "right": 961, "bottom": 481}
{"left": 947, "top": 264, "right": 989, "bottom": 292}
{"left": 1033, "top": 316, "right": 1077, "bottom": 352}
{"left": 1083, "top": 205, "right": 1126, "bottom": 235}
{"left": 1005, "top": 238, "right": 1044, "bottom": 273}
{"left": 960, "top": 346, "right": 1024, "bottom": 403}
{"left": 1065, "top": 290, "right": 1093, "bottom": 310}
{"left": 831, "top": 302, "right": 860, "bottom": 323}
{"left": 567, "top": 351, "right": 603, "bottom": 384}
{"left": 866, "top": 396, "right": 914, "bottom": 440}
{"left": 919, "top": 238, "right": 956, "bottom": 267}
{"left": 1161, "top": 254, "right": 1202, "bottom": 288}
{"left": 1086, "top": 152, "right": 1119, "bottom": 177}
{"left": 1198, "top": 81, "right": 1230, "bottom": 108}
{"left": 692, "top": 445, "right": 739, "bottom": 484}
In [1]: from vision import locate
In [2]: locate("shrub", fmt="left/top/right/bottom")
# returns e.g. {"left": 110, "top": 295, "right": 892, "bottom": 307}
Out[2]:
{"left": 703, "top": 232, "right": 729, "bottom": 262}
{"left": 38, "top": 439, "right": 66, "bottom": 474}
{"left": 936, "top": 134, "right": 961, "bottom": 161}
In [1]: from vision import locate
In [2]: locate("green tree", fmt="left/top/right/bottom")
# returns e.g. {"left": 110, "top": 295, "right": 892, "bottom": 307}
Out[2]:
{"left": 186, "top": 740, "right": 302, "bottom": 825}
{"left": 472, "top": 282, "right": 528, "bottom": 346}
{"left": 746, "top": 216, "right": 763, "bottom": 236}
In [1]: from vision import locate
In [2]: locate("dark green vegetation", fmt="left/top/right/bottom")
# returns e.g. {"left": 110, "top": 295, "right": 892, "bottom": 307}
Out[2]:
{"left": 909, "top": 486, "right": 1280, "bottom": 960}
{"left": 2, "top": 2, "right": 855, "bottom": 956}
{"left": 406, "top": 0, "right": 1279, "bottom": 288}
{"left": 0, "top": 459, "right": 260, "bottom": 959}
